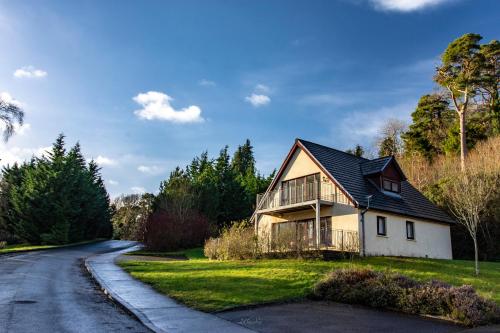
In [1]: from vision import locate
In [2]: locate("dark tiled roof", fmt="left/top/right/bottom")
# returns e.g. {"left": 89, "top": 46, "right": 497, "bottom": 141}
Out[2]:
{"left": 360, "top": 157, "right": 391, "bottom": 175}
{"left": 298, "top": 139, "right": 454, "bottom": 224}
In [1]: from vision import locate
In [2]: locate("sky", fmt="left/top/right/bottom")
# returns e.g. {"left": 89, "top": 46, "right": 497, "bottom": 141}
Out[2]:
{"left": 0, "top": 0, "right": 499, "bottom": 197}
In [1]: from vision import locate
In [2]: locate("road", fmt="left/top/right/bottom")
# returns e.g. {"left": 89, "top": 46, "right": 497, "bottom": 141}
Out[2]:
{"left": 0, "top": 240, "right": 150, "bottom": 333}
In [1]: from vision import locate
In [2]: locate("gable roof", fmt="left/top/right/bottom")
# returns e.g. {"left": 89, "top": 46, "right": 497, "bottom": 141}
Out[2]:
{"left": 296, "top": 139, "right": 454, "bottom": 224}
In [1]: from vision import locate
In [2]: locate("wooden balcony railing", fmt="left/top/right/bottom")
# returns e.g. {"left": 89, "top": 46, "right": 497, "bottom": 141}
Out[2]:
{"left": 256, "top": 181, "right": 335, "bottom": 211}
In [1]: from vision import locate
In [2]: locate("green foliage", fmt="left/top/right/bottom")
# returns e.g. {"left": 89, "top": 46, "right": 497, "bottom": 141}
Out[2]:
{"left": 156, "top": 139, "right": 274, "bottom": 233}
{"left": 111, "top": 193, "right": 154, "bottom": 240}
{"left": 0, "top": 134, "right": 112, "bottom": 245}
{"left": 345, "top": 144, "right": 365, "bottom": 157}
{"left": 442, "top": 112, "right": 489, "bottom": 155}
{"left": 403, "top": 94, "right": 455, "bottom": 159}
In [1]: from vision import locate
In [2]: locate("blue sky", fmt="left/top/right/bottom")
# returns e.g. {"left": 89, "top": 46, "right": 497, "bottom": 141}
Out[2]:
{"left": 0, "top": 0, "right": 499, "bottom": 197}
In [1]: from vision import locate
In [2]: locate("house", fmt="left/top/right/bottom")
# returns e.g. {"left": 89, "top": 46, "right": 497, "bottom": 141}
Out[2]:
{"left": 253, "top": 139, "right": 454, "bottom": 259}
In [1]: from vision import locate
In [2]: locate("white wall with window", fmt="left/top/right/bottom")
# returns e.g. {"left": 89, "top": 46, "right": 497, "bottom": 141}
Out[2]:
{"left": 362, "top": 211, "right": 452, "bottom": 259}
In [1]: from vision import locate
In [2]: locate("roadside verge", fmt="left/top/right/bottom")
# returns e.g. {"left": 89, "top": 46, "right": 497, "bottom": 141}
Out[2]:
{"left": 85, "top": 245, "right": 254, "bottom": 333}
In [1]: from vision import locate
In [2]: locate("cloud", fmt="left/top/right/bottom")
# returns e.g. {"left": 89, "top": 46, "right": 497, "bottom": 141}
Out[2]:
{"left": 13, "top": 66, "right": 48, "bottom": 79}
{"left": 0, "top": 145, "right": 51, "bottom": 167}
{"left": 0, "top": 122, "right": 31, "bottom": 136}
{"left": 133, "top": 91, "right": 204, "bottom": 123}
{"left": 299, "top": 93, "right": 355, "bottom": 107}
{"left": 245, "top": 94, "right": 271, "bottom": 107}
{"left": 0, "top": 91, "right": 23, "bottom": 107}
{"left": 131, "top": 186, "right": 146, "bottom": 194}
{"left": 255, "top": 84, "right": 271, "bottom": 94}
{"left": 94, "top": 155, "right": 118, "bottom": 167}
{"left": 369, "top": 0, "right": 453, "bottom": 12}
{"left": 335, "top": 101, "right": 415, "bottom": 147}
{"left": 245, "top": 84, "right": 272, "bottom": 107}
{"left": 137, "top": 165, "right": 164, "bottom": 175}
{"left": 199, "top": 79, "right": 216, "bottom": 87}
{"left": 107, "top": 179, "right": 119, "bottom": 186}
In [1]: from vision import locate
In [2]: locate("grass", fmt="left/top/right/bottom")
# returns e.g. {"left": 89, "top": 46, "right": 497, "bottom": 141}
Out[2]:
{"left": 0, "top": 239, "right": 105, "bottom": 255}
{"left": 126, "top": 247, "right": 205, "bottom": 260}
{"left": 118, "top": 251, "right": 500, "bottom": 312}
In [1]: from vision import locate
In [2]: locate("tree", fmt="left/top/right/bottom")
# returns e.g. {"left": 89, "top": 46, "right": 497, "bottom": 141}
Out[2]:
{"left": 479, "top": 40, "right": 500, "bottom": 135}
{"left": 444, "top": 169, "right": 498, "bottom": 275}
{"left": 346, "top": 144, "right": 365, "bottom": 157}
{"left": 435, "top": 33, "right": 484, "bottom": 171}
{"left": 0, "top": 95, "right": 24, "bottom": 142}
{"left": 402, "top": 94, "right": 454, "bottom": 159}
{"left": 0, "top": 134, "right": 113, "bottom": 244}
{"left": 376, "top": 119, "right": 406, "bottom": 157}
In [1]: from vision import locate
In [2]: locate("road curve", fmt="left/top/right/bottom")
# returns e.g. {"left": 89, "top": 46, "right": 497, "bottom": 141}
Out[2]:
{"left": 0, "top": 240, "right": 150, "bottom": 333}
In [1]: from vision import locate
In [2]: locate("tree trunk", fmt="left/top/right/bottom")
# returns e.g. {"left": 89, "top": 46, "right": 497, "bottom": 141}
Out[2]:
{"left": 473, "top": 237, "right": 479, "bottom": 276}
{"left": 459, "top": 110, "right": 467, "bottom": 171}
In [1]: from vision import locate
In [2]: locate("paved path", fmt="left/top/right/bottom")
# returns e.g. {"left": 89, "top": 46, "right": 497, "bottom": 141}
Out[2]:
{"left": 219, "top": 301, "right": 464, "bottom": 333}
{"left": 86, "top": 245, "right": 253, "bottom": 333}
{"left": 0, "top": 240, "right": 150, "bottom": 333}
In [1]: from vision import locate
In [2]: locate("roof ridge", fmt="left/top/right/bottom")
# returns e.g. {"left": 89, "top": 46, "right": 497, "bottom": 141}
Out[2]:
{"left": 361, "top": 156, "right": 392, "bottom": 164}
{"left": 297, "top": 138, "right": 369, "bottom": 161}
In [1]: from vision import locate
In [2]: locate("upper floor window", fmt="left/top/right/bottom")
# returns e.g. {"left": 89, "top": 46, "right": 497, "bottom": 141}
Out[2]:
{"left": 406, "top": 221, "right": 415, "bottom": 240}
{"left": 383, "top": 178, "right": 400, "bottom": 193}
{"left": 377, "top": 216, "right": 387, "bottom": 236}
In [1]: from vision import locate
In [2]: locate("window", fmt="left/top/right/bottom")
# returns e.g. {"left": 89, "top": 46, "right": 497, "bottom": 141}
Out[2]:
{"left": 406, "top": 221, "right": 415, "bottom": 240}
{"left": 320, "top": 217, "right": 332, "bottom": 246}
{"left": 377, "top": 216, "right": 387, "bottom": 236}
{"left": 382, "top": 178, "right": 400, "bottom": 193}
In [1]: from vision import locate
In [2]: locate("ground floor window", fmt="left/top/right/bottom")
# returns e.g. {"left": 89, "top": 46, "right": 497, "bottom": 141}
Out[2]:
{"left": 271, "top": 217, "right": 332, "bottom": 249}
{"left": 406, "top": 221, "right": 415, "bottom": 240}
{"left": 377, "top": 216, "right": 387, "bottom": 236}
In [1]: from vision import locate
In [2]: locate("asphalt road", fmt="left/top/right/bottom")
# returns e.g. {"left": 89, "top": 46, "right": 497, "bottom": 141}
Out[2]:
{"left": 219, "top": 301, "right": 463, "bottom": 333}
{"left": 0, "top": 240, "right": 150, "bottom": 333}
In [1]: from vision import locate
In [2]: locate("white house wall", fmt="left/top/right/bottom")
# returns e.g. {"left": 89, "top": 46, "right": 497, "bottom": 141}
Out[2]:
{"left": 362, "top": 210, "right": 452, "bottom": 259}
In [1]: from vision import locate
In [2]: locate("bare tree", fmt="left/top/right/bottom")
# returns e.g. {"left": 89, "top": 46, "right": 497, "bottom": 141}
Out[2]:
{"left": 444, "top": 168, "right": 498, "bottom": 275}
{"left": 376, "top": 118, "right": 407, "bottom": 157}
{"left": 0, "top": 95, "right": 24, "bottom": 142}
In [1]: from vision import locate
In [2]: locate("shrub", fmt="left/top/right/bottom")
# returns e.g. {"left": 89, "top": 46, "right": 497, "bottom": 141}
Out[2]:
{"left": 204, "top": 221, "right": 259, "bottom": 260}
{"left": 143, "top": 208, "right": 209, "bottom": 252}
{"left": 0, "top": 240, "right": 6, "bottom": 249}
{"left": 313, "top": 268, "right": 500, "bottom": 327}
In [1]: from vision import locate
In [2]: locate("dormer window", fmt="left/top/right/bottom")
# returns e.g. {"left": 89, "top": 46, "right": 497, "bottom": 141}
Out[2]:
{"left": 383, "top": 178, "right": 400, "bottom": 193}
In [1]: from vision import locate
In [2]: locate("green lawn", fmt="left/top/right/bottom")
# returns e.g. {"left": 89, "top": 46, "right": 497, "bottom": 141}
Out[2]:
{"left": 0, "top": 239, "right": 105, "bottom": 255}
{"left": 118, "top": 249, "right": 500, "bottom": 312}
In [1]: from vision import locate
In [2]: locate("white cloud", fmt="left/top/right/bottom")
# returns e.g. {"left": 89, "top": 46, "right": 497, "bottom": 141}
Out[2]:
{"left": 0, "top": 91, "right": 23, "bottom": 107}
{"left": 107, "top": 179, "right": 119, "bottom": 186}
{"left": 137, "top": 165, "right": 164, "bottom": 175}
{"left": 133, "top": 91, "right": 204, "bottom": 123}
{"left": 335, "top": 101, "right": 415, "bottom": 147}
{"left": 13, "top": 66, "right": 48, "bottom": 79}
{"left": 0, "top": 122, "right": 31, "bottom": 136}
{"left": 94, "top": 155, "right": 118, "bottom": 167}
{"left": 369, "top": 0, "right": 453, "bottom": 12}
{"left": 245, "top": 93, "right": 271, "bottom": 107}
{"left": 255, "top": 84, "right": 271, "bottom": 94}
{"left": 0, "top": 145, "right": 51, "bottom": 167}
{"left": 131, "top": 186, "right": 146, "bottom": 194}
{"left": 199, "top": 79, "right": 216, "bottom": 87}
{"left": 299, "top": 93, "right": 355, "bottom": 107}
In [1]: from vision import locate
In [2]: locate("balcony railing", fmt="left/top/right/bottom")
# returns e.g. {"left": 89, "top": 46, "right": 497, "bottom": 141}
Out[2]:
{"left": 267, "top": 227, "right": 359, "bottom": 253}
{"left": 256, "top": 181, "right": 335, "bottom": 211}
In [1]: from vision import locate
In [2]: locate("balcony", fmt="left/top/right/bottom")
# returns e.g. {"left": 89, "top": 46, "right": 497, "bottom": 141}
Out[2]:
{"left": 256, "top": 180, "right": 335, "bottom": 214}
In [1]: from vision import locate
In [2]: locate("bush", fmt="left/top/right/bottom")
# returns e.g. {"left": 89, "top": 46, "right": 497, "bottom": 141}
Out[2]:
{"left": 143, "top": 208, "right": 209, "bottom": 251}
{"left": 313, "top": 268, "right": 500, "bottom": 327}
{"left": 204, "top": 221, "right": 259, "bottom": 260}
{"left": 0, "top": 241, "right": 6, "bottom": 249}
